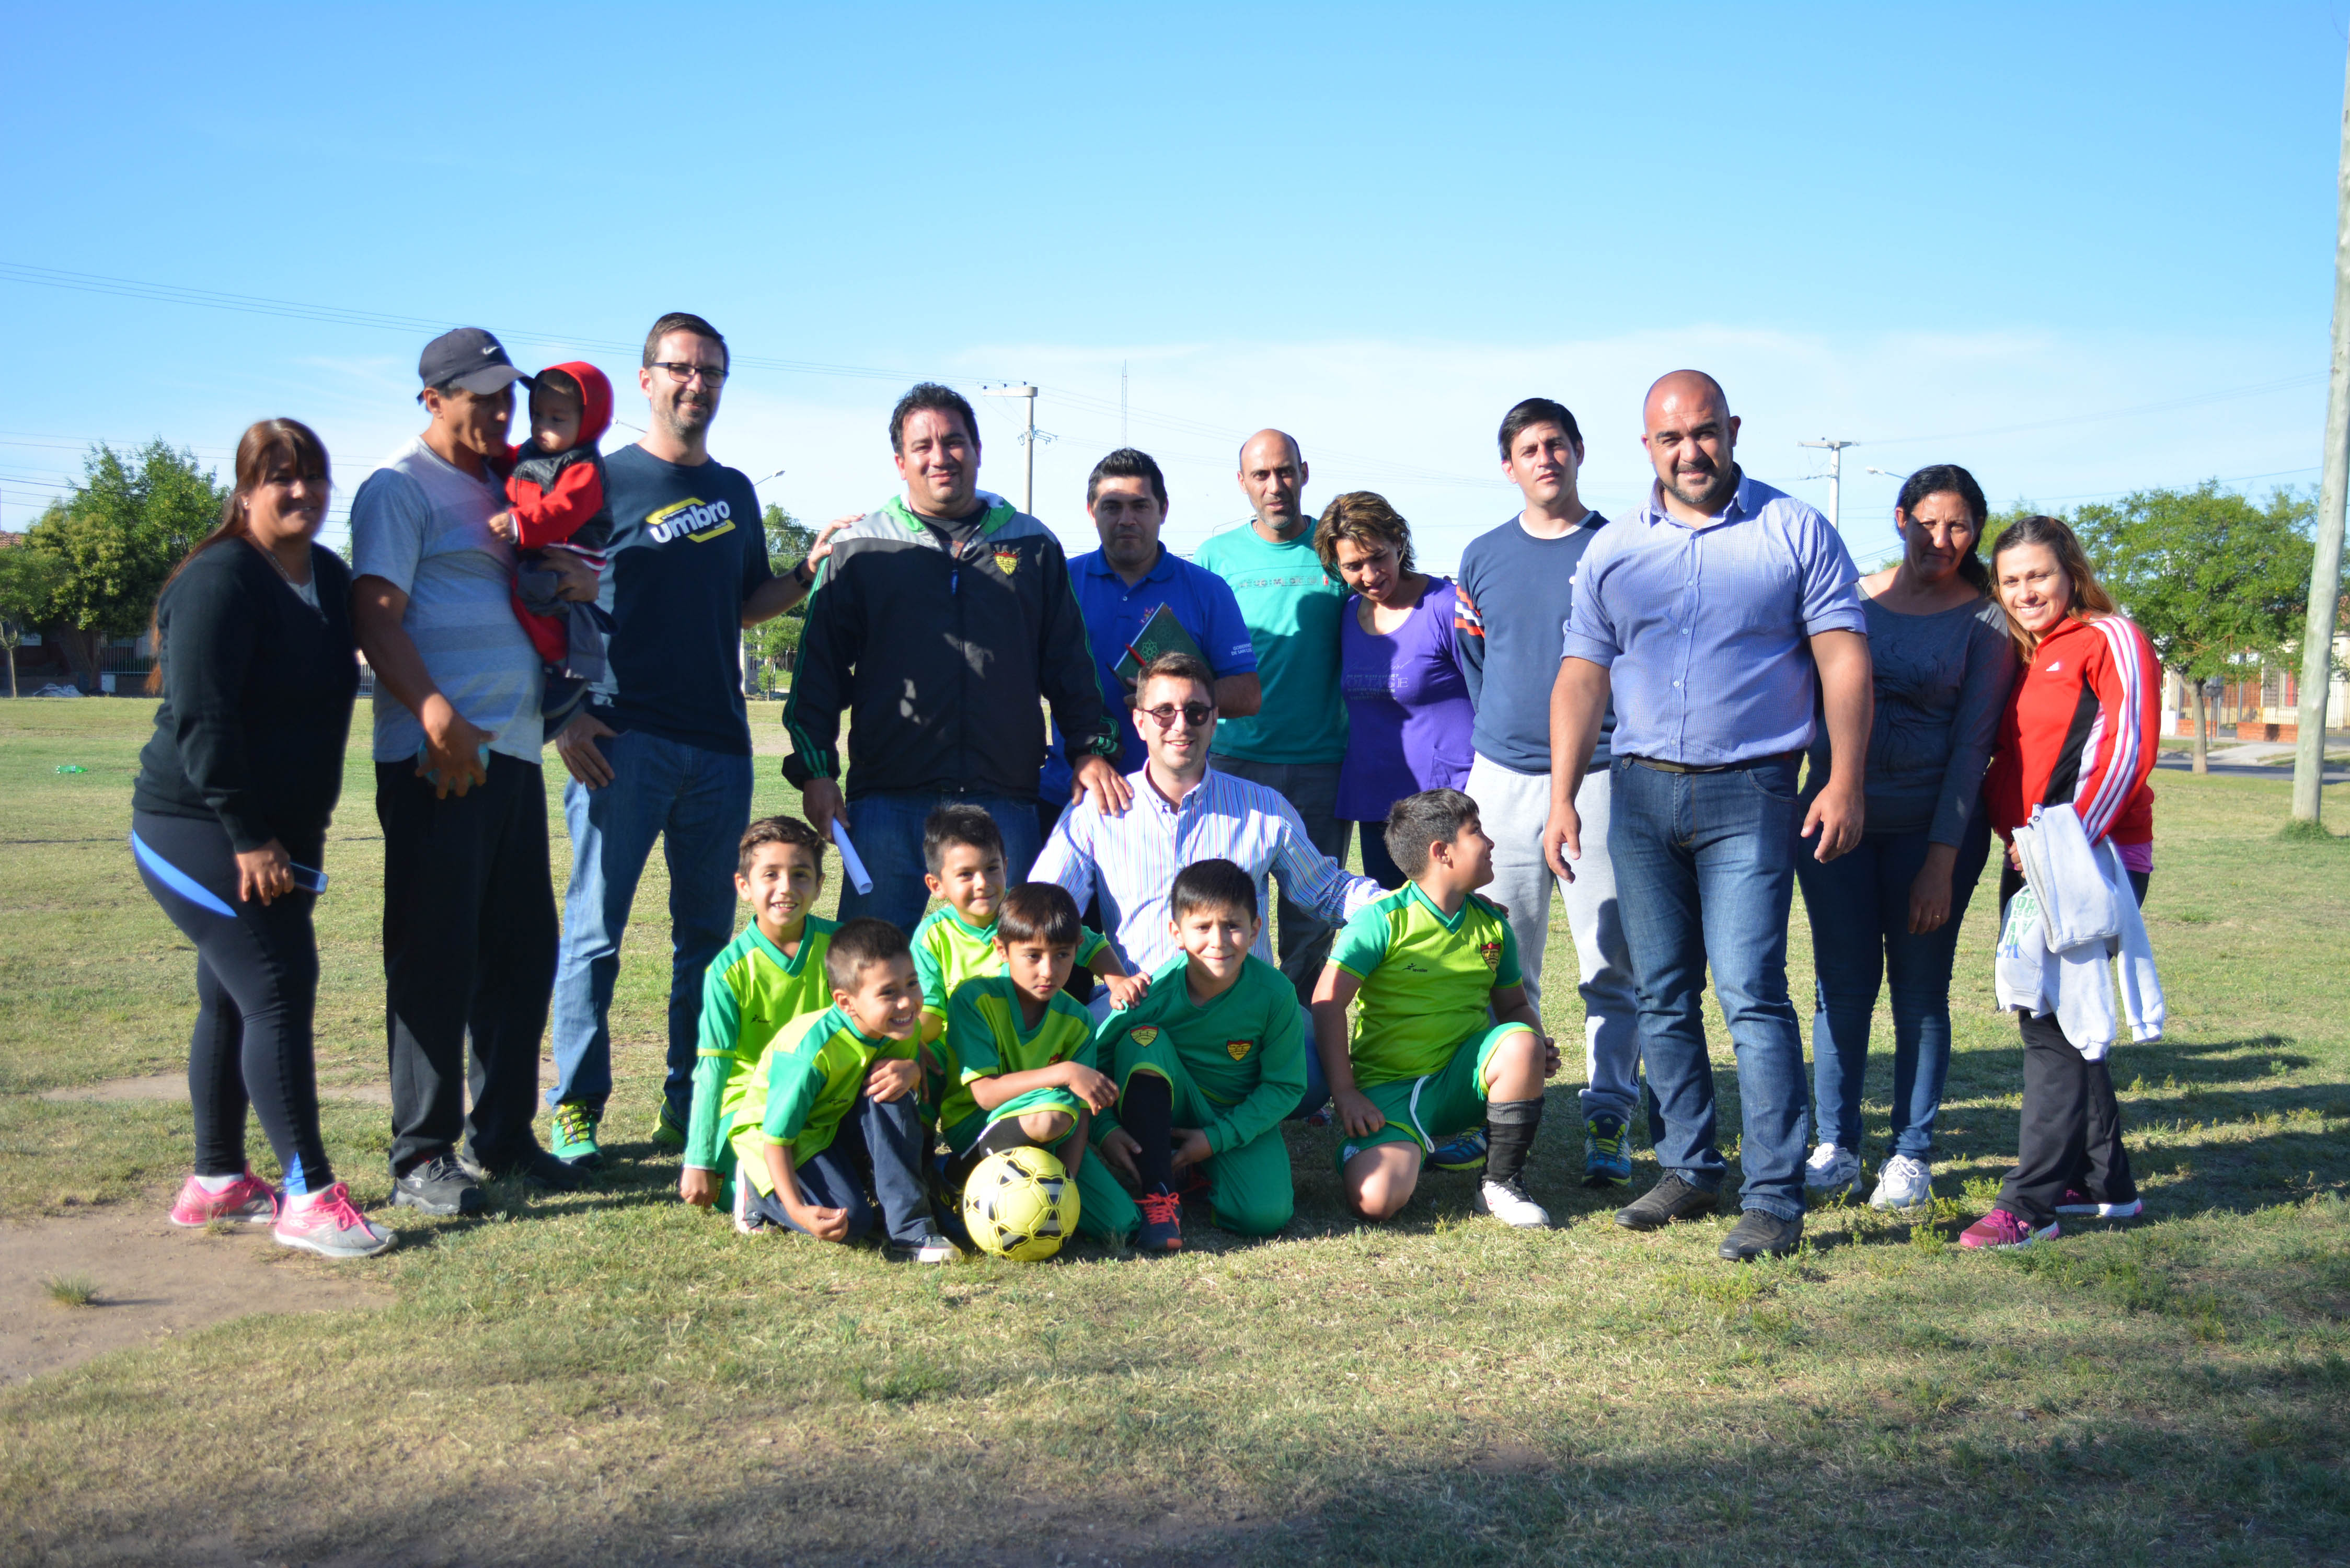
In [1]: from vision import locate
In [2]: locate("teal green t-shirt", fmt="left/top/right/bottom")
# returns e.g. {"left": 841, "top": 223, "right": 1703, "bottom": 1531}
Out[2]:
{"left": 1194, "top": 525, "right": 1348, "bottom": 765}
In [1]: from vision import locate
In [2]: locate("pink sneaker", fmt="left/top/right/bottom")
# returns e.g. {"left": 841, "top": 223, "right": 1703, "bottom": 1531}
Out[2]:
{"left": 2055, "top": 1187, "right": 2095, "bottom": 1214}
{"left": 271, "top": 1183, "right": 395, "bottom": 1258}
{"left": 1960, "top": 1209, "right": 2057, "bottom": 1249}
{"left": 168, "top": 1169, "right": 277, "bottom": 1227}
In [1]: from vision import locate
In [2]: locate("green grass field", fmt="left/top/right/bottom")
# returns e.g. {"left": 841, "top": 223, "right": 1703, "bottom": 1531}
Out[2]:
{"left": 3, "top": 698, "right": 2347, "bottom": 1566}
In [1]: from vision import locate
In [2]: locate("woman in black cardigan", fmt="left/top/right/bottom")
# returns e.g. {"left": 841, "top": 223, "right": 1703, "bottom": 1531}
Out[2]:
{"left": 132, "top": 418, "right": 391, "bottom": 1258}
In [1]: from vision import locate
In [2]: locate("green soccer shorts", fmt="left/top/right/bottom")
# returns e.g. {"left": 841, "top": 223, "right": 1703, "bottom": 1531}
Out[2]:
{"left": 1078, "top": 1024, "right": 1295, "bottom": 1240}
{"left": 1334, "top": 1021, "right": 1534, "bottom": 1169}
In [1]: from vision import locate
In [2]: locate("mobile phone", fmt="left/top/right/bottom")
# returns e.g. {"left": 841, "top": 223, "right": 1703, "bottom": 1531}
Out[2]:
{"left": 289, "top": 863, "right": 330, "bottom": 894}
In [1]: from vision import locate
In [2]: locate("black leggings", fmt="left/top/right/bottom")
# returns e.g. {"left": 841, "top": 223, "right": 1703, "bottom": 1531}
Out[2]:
{"left": 132, "top": 810, "right": 333, "bottom": 1193}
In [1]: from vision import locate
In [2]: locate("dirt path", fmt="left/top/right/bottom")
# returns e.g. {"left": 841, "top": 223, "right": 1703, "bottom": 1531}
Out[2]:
{"left": 0, "top": 1205, "right": 389, "bottom": 1385}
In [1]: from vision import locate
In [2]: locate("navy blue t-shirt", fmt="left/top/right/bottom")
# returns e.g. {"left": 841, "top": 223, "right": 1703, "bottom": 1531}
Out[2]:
{"left": 593, "top": 444, "right": 772, "bottom": 755}
{"left": 1454, "top": 511, "right": 1614, "bottom": 775}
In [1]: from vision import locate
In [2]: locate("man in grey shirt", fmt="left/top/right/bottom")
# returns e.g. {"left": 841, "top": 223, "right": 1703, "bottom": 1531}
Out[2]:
{"left": 351, "top": 327, "right": 595, "bottom": 1216}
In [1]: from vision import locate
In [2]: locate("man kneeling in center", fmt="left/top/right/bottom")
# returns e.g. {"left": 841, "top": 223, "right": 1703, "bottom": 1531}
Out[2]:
{"left": 1084, "top": 858, "right": 1308, "bottom": 1252}
{"left": 1314, "top": 788, "right": 1558, "bottom": 1227}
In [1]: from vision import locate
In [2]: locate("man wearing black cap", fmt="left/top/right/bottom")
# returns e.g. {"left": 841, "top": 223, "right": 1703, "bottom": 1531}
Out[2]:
{"left": 351, "top": 327, "right": 596, "bottom": 1214}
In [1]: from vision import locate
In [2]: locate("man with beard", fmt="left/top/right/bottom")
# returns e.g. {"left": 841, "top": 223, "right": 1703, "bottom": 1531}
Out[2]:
{"left": 544, "top": 312, "right": 828, "bottom": 1167}
{"left": 1543, "top": 370, "right": 1872, "bottom": 1261}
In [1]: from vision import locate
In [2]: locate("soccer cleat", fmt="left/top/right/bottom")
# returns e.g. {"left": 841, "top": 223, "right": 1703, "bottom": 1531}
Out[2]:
{"left": 1804, "top": 1143, "right": 1862, "bottom": 1202}
{"left": 1960, "top": 1209, "right": 2058, "bottom": 1249}
{"left": 1301, "top": 1103, "right": 1333, "bottom": 1128}
{"left": 2056, "top": 1191, "right": 2143, "bottom": 1219}
{"left": 649, "top": 1102, "right": 689, "bottom": 1152}
{"left": 1176, "top": 1163, "right": 1212, "bottom": 1205}
{"left": 1427, "top": 1127, "right": 1488, "bottom": 1173}
{"left": 1719, "top": 1209, "right": 1803, "bottom": 1261}
{"left": 1136, "top": 1187, "right": 1183, "bottom": 1253}
{"left": 272, "top": 1184, "right": 395, "bottom": 1258}
{"left": 1475, "top": 1177, "right": 1551, "bottom": 1229}
{"left": 731, "top": 1178, "right": 773, "bottom": 1235}
{"left": 549, "top": 1101, "right": 605, "bottom": 1170}
{"left": 1869, "top": 1154, "right": 1934, "bottom": 1211}
{"left": 169, "top": 1169, "right": 277, "bottom": 1228}
{"left": 1615, "top": 1171, "right": 1719, "bottom": 1231}
{"left": 885, "top": 1229, "right": 961, "bottom": 1264}
{"left": 1583, "top": 1113, "right": 1633, "bottom": 1188}
{"left": 391, "top": 1153, "right": 485, "bottom": 1216}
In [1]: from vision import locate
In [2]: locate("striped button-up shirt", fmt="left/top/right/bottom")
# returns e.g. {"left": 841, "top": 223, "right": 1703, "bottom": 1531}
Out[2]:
{"left": 1033, "top": 765, "right": 1383, "bottom": 975}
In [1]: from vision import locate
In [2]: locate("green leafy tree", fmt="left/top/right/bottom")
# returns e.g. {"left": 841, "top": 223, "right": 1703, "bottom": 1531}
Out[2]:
{"left": 747, "top": 502, "right": 818, "bottom": 694}
{"left": 24, "top": 440, "right": 224, "bottom": 690}
{"left": 2068, "top": 482, "right": 2314, "bottom": 773}
{"left": 0, "top": 544, "right": 66, "bottom": 698}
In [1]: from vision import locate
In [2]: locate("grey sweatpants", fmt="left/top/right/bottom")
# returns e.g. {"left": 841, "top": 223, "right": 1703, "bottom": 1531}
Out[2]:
{"left": 1465, "top": 752, "right": 1642, "bottom": 1121}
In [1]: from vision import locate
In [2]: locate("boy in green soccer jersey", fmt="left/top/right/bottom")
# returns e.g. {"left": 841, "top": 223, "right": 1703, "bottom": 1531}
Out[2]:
{"left": 679, "top": 817, "right": 839, "bottom": 1209}
{"left": 1313, "top": 788, "right": 1559, "bottom": 1229}
{"left": 940, "top": 883, "right": 1117, "bottom": 1202}
{"left": 730, "top": 917, "right": 956, "bottom": 1262}
{"left": 912, "top": 804, "right": 1143, "bottom": 1049}
{"left": 1085, "top": 858, "right": 1308, "bottom": 1252}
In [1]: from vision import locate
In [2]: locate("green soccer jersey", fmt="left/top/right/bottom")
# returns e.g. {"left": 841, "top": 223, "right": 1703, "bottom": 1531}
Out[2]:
{"left": 939, "top": 974, "right": 1100, "bottom": 1135}
{"left": 1093, "top": 951, "right": 1307, "bottom": 1154}
{"left": 1194, "top": 524, "right": 1349, "bottom": 765}
{"left": 1329, "top": 884, "right": 1523, "bottom": 1087}
{"left": 911, "top": 905, "right": 1109, "bottom": 1036}
{"left": 732, "top": 1004, "right": 893, "bottom": 1186}
{"left": 687, "top": 917, "right": 838, "bottom": 1170}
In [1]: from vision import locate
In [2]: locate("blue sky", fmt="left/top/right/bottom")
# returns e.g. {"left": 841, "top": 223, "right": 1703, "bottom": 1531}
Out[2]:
{"left": 5, "top": 2, "right": 2347, "bottom": 569}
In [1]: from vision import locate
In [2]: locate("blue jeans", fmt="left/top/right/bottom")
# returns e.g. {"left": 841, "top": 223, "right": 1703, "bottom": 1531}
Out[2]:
{"left": 549, "top": 729, "right": 753, "bottom": 1123}
{"left": 1608, "top": 755, "right": 1808, "bottom": 1221}
{"left": 1794, "top": 814, "right": 1991, "bottom": 1160}
{"left": 747, "top": 1091, "right": 934, "bottom": 1246}
{"left": 838, "top": 791, "right": 1041, "bottom": 932}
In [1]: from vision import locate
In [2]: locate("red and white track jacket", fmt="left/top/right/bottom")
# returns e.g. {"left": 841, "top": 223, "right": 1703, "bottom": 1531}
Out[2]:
{"left": 1985, "top": 613, "right": 2159, "bottom": 849}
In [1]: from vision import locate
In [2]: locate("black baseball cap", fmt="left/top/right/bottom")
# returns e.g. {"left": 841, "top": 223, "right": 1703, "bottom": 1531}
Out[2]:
{"left": 415, "top": 327, "right": 531, "bottom": 401}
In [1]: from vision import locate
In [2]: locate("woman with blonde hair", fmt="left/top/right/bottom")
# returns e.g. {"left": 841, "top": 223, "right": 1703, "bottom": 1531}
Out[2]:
{"left": 131, "top": 419, "right": 392, "bottom": 1258}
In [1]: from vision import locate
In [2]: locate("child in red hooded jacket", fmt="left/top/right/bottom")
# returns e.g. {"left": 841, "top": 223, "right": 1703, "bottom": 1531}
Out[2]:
{"left": 489, "top": 362, "right": 614, "bottom": 726}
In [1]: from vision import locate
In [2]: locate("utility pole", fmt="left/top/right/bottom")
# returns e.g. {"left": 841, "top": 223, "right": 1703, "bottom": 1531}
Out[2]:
{"left": 2295, "top": 33, "right": 2350, "bottom": 826}
{"left": 1799, "top": 438, "right": 1858, "bottom": 533}
{"left": 979, "top": 385, "right": 1040, "bottom": 516}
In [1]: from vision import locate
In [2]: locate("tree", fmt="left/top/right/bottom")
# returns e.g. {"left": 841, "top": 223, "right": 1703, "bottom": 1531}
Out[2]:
{"left": 0, "top": 544, "right": 65, "bottom": 699}
{"left": 747, "top": 502, "right": 818, "bottom": 693}
{"left": 2068, "top": 482, "right": 2316, "bottom": 774}
{"left": 24, "top": 440, "right": 224, "bottom": 690}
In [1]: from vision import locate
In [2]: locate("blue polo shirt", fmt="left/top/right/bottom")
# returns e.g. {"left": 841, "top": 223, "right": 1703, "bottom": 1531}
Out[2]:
{"left": 1041, "top": 545, "right": 1257, "bottom": 799}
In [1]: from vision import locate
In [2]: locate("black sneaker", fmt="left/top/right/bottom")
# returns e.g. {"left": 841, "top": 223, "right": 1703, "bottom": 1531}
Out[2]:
{"left": 391, "top": 1154, "right": 485, "bottom": 1216}
{"left": 1614, "top": 1171, "right": 1719, "bottom": 1231}
{"left": 1719, "top": 1208, "right": 1803, "bottom": 1261}
{"left": 478, "top": 1148, "right": 584, "bottom": 1192}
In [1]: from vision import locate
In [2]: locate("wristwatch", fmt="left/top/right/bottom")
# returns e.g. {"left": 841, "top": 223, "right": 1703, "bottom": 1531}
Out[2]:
{"left": 793, "top": 556, "right": 815, "bottom": 587}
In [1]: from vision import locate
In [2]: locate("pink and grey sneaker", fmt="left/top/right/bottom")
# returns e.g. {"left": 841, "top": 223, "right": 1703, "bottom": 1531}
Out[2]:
{"left": 1959, "top": 1208, "right": 2058, "bottom": 1249}
{"left": 169, "top": 1169, "right": 278, "bottom": 1227}
{"left": 2056, "top": 1190, "right": 2143, "bottom": 1219}
{"left": 271, "top": 1184, "right": 395, "bottom": 1259}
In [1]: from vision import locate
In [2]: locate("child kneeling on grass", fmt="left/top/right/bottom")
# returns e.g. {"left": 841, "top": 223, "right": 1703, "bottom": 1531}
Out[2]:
{"left": 940, "top": 883, "right": 1116, "bottom": 1213}
{"left": 1084, "top": 858, "right": 1308, "bottom": 1253}
{"left": 912, "top": 805, "right": 1143, "bottom": 1113}
{"left": 675, "top": 816, "right": 838, "bottom": 1206}
{"left": 729, "top": 917, "right": 957, "bottom": 1263}
{"left": 1312, "top": 788, "right": 1558, "bottom": 1229}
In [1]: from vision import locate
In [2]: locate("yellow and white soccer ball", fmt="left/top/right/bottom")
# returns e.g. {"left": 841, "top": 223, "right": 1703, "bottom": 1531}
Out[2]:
{"left": 960, "top": 1146, "right": 1079, "bottom": 1262}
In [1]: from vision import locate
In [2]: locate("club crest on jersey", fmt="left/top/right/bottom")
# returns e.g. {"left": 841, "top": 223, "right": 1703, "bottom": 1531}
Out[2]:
{"left": 1128, "top": 1027, "right": 1159, "bottom": 1047}
{"left": 647, "top": 497, "right": 734, "bottom": 544}
{"left": 1478, "top": 940, "right": 1503, "bottom": 970}
{"left": 1226, "top": 1039, "right": 1251, "bottom": 1060}
{"left": 993, "top": 547, "right": 1019, "bottom": 575}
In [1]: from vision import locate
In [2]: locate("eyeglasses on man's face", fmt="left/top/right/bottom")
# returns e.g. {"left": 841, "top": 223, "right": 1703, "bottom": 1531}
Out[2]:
{"left": 652, "top": 362, "right": 728, "bottom": 385}
{"left": 1141, "top": 700, "right": 1217, "bottom": 730}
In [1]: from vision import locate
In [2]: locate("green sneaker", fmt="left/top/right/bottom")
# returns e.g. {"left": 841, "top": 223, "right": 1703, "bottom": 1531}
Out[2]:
{"left": 550, "top": 1101, "right": 605, "bottom": 1170}
{"left": 649, "top": 1101, "right": 688, "bottom": 1153}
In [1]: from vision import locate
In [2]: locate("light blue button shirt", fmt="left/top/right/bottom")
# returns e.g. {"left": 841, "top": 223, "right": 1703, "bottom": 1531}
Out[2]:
{"left": 1563, "top": 471, "right": 1863, "bottom": 766}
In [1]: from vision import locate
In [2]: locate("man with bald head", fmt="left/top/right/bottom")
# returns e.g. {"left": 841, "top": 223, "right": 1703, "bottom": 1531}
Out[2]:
{"left": 1195, "top": 430, "right": 1352, "bottom": 1000}
{"left": 1542, "top": 371, "right": 1872, "bottom": 1261}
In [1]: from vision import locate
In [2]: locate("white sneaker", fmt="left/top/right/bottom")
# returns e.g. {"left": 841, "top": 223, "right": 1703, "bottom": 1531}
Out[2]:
{"left": 1804, "top": 1143, "right": 1862, "bottom": 1200}
{"left": 886, "top": 1229, "right": 961, "bottom": 1263}
{"left": 1868, "top": 1153, "right": 1933, "bottom": 1210}
{"left": 1476, "top": 1177, "right": 1550, "bottom": 1229}
{"left": 732, "top": 1179, "right": 773, "bottom": 1236}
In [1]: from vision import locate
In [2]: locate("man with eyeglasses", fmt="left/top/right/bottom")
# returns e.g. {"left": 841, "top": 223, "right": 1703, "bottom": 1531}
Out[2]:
{"left": 785, "top": 382, "right": 1123, "bottom": 932}
{"left": 543, "top": 312, "right": 828, "bottom": 1167}
{"left": 1034, "top": 652, "right": 1380, "bottom": 1123}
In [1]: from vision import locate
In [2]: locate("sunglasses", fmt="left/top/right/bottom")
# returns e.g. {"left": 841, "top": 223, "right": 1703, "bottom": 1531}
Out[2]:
{"left": 1141, "top": 701, "right": 1217, "bottom": 730}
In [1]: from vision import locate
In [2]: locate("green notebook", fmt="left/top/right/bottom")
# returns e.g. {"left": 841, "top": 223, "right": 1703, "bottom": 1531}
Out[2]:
{"left": 1111, "top": 603, "right": 1209, "bottom": 694}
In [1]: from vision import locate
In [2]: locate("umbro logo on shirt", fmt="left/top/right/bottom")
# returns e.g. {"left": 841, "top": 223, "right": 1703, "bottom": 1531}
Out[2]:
{"left": 648, "top": 497, "right": 735, "bottom": 544}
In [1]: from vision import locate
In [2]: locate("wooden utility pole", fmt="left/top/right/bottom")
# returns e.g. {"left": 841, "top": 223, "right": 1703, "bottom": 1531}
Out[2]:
{"left": 2294, "top": 34, "right": 2350, "bottom": 823}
